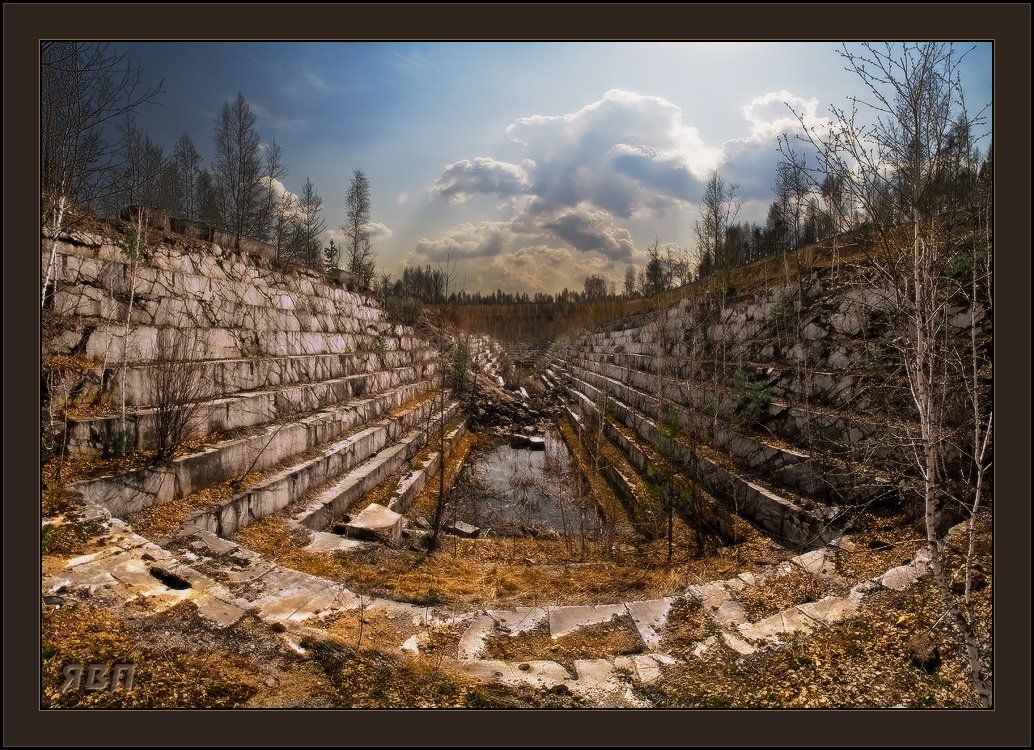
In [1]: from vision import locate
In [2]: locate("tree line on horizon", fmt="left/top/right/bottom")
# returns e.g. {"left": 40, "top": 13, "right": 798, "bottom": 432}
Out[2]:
{"left": 388, "top": 137, "right": 991, "bottom": 310}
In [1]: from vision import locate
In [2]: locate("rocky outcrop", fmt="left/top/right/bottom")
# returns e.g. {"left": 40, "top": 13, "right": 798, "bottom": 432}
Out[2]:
{"left": 547, "top": 270, "right": 986, "bottom": 546}
{"left": 44, "top": 222, "right": 456, "bottom": 545}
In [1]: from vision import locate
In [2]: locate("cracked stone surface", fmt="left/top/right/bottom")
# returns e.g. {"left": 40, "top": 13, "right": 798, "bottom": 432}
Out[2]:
{"left": 625, "top": 598, "right": 673, "bottom": 648}
{"left": 548, "top": 604, "right": 627, "bottom": 638}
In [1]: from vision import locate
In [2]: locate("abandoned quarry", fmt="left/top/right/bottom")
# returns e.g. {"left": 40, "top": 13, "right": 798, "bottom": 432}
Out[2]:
{"left": 38, "top": 40, "right": 994, "bottom": 711}
{"left": 41, "top": 209, "right": 992, "bottom": 709}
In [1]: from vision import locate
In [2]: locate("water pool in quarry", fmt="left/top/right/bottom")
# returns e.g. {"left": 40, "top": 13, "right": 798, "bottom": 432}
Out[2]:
{"left": 446, "top": 428, "right": 605, "bottom": 537}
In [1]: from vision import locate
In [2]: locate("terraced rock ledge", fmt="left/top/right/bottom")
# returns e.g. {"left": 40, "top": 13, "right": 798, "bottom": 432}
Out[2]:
{"left": 41, "top": 219, "right": 991, "bottom": 708}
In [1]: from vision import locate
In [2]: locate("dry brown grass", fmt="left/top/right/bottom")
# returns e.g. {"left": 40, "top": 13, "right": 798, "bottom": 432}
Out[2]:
{"left": 445, "top": 230, "right": 878, "bottom": 344}
{"left": 831, "top": 511, "right": 928, "bottom": 584}
{"left": 40, "top": 514, "right": 93, "bottom": 560}
{"left": 42, "top": 603, "right": 267, "bottom": 708}
{"left": 42, "top": 448, "right": 159, "bottom": 488}
{"left": 482, "top": 614, "right": 644, "bottom": 668}
{"left": 127, "top": 469, "right": 265, "bottom": 540}
{"left": 230, "top": 510, "right": 791, "bottom": 611}
{"left": 737, "top": 568, "right": 834, "bottom": 622}
{"left": 660, "top": 596, "right": 717, "bottom": 659}
{"left": 42, "top": 354, "right": 98, "bottom": 374}
{"left": 349, "top": 462, "right": 413, "bottom": 516}
{"left": 387, "top": 388, "right": 436, "bottom": 418}
{"left": 316, "top": 608, "right": 419, "bottom": 652}
{"left": 556, "top": 417, "right": 632, "bottom": 534}
{"left": 643, "top": 577, "right": 990, "bottom": 708}
{"left": 62, "top": 404, "right": 121, "bottom": 420}
{"left": 301, "top": 634, "right": 580, "bottom": 708}
{"left": 638, "top": 514, "right": 992, "bottom": 708}
{"left": 41, "top": 600, "right": 578, "bottom": 709}
{"left": 233, "top": 515, "right": 348, "bottom": 580}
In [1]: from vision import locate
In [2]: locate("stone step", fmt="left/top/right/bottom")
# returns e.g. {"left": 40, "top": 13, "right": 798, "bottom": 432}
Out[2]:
{"left": 289, "top": 400, "right": 461, "bottom": 531}
{"left": 72, "top": 379, "right": 434, "bottom": 518}
{"left": 454, "top": 657, "right": 651, "bottom": 707}
{"left": 559, "top": 370, "right": 838, "bottom": 547}
{"left": 45, "top": 320, "right": 425, "bottom": 362}
{"left": 49, "top": 272, "right": 394, "bottom": 337}
{"left": 566, "top": 345, "right": 897, "bottom": 426}
{"left": 180, "top": 395, "right": 452, "bottom": 537}
{"left": 340, "top": 503, "right": 405, "bottom": 546}
{"left": 44, "top": 486, "right": 951, "bottom": 708}
{"left": 562, "top": 361, "right": 881, "bottom": 506}
{"left": 66, "top": 362, "right": 438, "bottom": 457}
{"left": 578, "top": 394, "right": 743, "bottom": 546}
{"left": 565, "top": 323, "right": 927, "bottom": 402}
{"left": 384, "top": 419, "right": 468, "bottom": 515}
{"left": 560, "top": 391, "right": 674, "bottom": 538}
{"left": 548, "top": 604, "right": 627, "bottom": 638}
{"left": 565, "top": 347, "right": 907, "bottom": 444}
{"left": 41, "top": 516, "right": 427, "bottom": 634}
{"left": 65, "top": 348, "right": 438, "bottom": 409}
{"left": 448, "top": 546, "right": 845, "bottom": 669}
{"left": 47, "top": 242, "right": 387, "bottom": 323}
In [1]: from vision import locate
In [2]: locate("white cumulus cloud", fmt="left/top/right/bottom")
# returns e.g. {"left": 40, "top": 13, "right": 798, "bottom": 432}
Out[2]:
{"left": 415, "top": 87, "right": 828, "bottom": 290}
{"left": 428, "top": 157, "right": 532, "bottom": 204}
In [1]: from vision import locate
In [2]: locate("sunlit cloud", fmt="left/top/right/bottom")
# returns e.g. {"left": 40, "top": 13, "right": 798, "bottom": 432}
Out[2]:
{"left": 413, "top": 87, "right": 828, "bottom": 289}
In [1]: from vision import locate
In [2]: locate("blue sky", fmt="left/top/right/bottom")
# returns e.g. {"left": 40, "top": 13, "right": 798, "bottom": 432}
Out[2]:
{"left": 114, "top": 41, "right": 992, "bottom": 293}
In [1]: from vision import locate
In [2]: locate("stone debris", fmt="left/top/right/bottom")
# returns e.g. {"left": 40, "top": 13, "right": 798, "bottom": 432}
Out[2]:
{"left": 736, "top": 607, "right": 818, "bottom": 644}
{"left": 400, "top": 632, "right": 430, "bottom": 655}
{"left": 344, "top": 503, "right": 405, "bottom": 546}
{"left": 624, "top": 598, "right": 673, "bottom": 648}
{"left": 303, "top": 531, "right": 371, "bottom": 554}
{"left": 880, "top": 563, "right": 920, "bottom": 591}
{"left": 544, "top": 604, "right": 621, "bottom": 639}
{"left": 797, "top": 595, "right": 859, "bottom": 624}
{"left": 45, "top": 489, "right": 951, "bottom": 707}
{"left": 456, "top": 613, "right": 496, "bottom": 660}
{"left": 193, "top": 594, "right": 248, "bottom": 628}
{"left": 444, "top": 520, "right": 481, "bottom": 538}
{"left": 487, "top": 606, "right": 549, "bottom": 636}
{"left": 436, "top": 529, "right": 953, "bottom": 704}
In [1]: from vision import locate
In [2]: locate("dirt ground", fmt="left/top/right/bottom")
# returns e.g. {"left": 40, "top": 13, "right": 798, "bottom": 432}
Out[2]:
{"left": 41, "top": 601, "right": 580, "bottom": 709}
{"left": 640, "top": 514, "right": 993, "bottom": 708}
{"left": 233, "top": 511, "right": 793, "bottom": 610}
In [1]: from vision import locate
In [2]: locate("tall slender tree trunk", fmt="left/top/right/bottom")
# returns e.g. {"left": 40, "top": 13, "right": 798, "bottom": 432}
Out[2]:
{"left": 41, "top": 194, "right": 68, "bottom": 309}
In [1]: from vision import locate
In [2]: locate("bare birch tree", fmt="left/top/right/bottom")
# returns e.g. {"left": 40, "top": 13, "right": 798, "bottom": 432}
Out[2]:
{"left": 151, "top": 329, "right": 211, "bottom": 458}
{"left": 428, "top": 256, "right": 461, "bottom": 551}
{"left": 172, "top": 132, "right": 202, "bottom": 221}
{"left": 41, "top": 42, "right": 162, "bottom": 308}
{"left": 792, "top": 41, "right": 991, "bottom": 706}
{"left": 296, "top": 177, "right": 327, "bottom": 269}
{"left": 693, "top": 170, "right": 740, "bottom": 281}
{"left": 258, "top": 138, "right": 287, "bottom": 241}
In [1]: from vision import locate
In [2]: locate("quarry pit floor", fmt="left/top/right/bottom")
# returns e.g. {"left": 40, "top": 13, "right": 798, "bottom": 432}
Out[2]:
{"left": 41, "top": 421, "right": 992, "bottom": 709}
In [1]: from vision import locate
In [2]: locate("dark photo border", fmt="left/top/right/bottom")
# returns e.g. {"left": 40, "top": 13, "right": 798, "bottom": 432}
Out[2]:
{"left": 4, "top": 3, "right": 1030, "bottom": 747}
